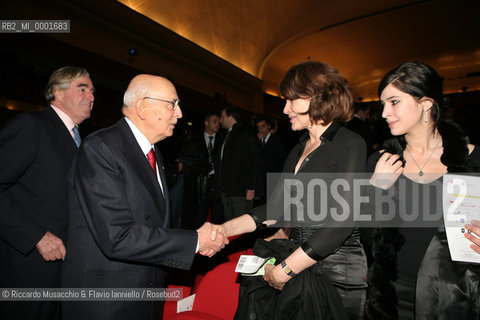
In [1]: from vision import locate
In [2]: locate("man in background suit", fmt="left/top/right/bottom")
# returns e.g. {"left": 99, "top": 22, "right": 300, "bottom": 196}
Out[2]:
{"left": 0, "top": 66, "right": 94, "bottom": 319}
{"left": 61, "top": 74, "right": 226, "bottom": 320}
{"left": 255, "top": 115, "right": 287, "bottom": 173}
{"left": 218, "top": 107, "right": 263, "bottom": 221}
{"left": 254, "top": 115, "right": 287, "bottom": 204}
{"left": 181, "top": 112, "right": 225, "bottom": 229}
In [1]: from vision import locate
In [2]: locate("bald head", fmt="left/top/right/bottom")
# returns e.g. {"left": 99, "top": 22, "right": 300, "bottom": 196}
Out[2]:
{"left": 122, "top": 74, "right": 182, "bottom": 144}
{"left": 123, "top": 74, "right": 175, "bottom": 110}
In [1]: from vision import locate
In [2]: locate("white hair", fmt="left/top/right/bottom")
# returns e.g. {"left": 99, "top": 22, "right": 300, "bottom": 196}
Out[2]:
{"left": 123, "top": 80, "right": 150, "bottom": 109}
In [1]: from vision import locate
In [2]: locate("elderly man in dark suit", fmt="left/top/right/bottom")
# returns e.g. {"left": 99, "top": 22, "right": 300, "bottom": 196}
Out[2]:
{"left": 61, "top": 74, "right": 227, "bottom": 320}
{"left": 0, "top": 66, "right": 94, "bottom": 319}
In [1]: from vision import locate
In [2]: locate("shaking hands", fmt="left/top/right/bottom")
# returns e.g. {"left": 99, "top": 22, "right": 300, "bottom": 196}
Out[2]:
{"left": 196, "top": 214, "right": 259, "bottom": 257}
{"left": 196, "top": 222, "right": 229, "bottom": 257}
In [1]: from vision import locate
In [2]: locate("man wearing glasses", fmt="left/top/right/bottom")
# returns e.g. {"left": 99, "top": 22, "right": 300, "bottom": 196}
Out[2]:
{"left": 61, "top": 74, "right": 227, "bottom": 320}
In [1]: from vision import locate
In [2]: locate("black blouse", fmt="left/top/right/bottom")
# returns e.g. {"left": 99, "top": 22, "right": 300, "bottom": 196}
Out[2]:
{"left": 251, "top": 121, "right": 367, "bottom": 259}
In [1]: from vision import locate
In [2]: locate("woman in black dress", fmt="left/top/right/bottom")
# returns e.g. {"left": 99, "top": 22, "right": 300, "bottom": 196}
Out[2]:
{"left": 212, "top": 61, "right": 368, "bottom": 319}
{"left": 366, "top": 62, "right": 480, "bottom": 319}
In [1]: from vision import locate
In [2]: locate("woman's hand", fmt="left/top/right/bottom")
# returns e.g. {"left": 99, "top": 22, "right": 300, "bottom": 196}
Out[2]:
{"left": 209, "top": 223, "right": 229, "bottom": 240}
{"left": 262, "top": 247, "right": 316, "bottom": 290}
{"left": 263, "top": 264, "right": 291, "bottom": 290}
{"left": 209, "top": 214, "right": 258, "bottom": 240}
{"left": 465, "top": 220, "right": 480, "bottom": 254}
{"left": 370, "top": 151, "right": 404, "bottom": 190}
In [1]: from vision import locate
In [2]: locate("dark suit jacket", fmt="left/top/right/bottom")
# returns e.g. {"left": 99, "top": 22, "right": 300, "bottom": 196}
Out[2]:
{"left": 217, "top": 124, "right": 263, "bottom": 197}
{"left": 259, "top": 134, "right": 287, "bottom": 198}
{"left": 181, "top": 132, "right": 224, "bottom": 194}
{"left": 181, "top": 132, "right": 223, "bottom": 177}
{"left": 262, "top": 134, "right": 286, "bottom": 173}
{"left": 0, "top": 106, "right": 77, "bottom": 318}
{"left": 61, "top": 118, "right": 197, "bottom": 320}
{"left": 0, "top": 106, "right": 76, "bottom": 277}
{"left": 180, "top": 132, "right": 225, "bottom": 228}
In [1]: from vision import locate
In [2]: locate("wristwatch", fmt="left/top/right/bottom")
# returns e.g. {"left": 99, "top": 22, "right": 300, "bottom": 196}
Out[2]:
{"left": 281, "top": 260, "right": 297, "bottom": 278}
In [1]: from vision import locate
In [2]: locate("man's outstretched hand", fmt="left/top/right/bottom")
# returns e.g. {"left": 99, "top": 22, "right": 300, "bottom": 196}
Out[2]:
{"left": 197, "top": 222, "right": 229, "bottom": 257}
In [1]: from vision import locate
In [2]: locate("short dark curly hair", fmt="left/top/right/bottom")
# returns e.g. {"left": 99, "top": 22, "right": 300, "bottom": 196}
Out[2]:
{"left": 280, "top": 61, "right": 353, "bottom": 124}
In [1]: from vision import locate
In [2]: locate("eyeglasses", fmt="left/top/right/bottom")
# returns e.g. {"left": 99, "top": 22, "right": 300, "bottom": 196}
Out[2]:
{"left": 143, "top": 97, "right": 180, "bottom": 111}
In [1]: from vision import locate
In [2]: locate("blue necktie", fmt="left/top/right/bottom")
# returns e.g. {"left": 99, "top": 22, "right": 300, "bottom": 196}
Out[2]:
{"left": 72, "top": 126, "right": 81, "bottom": 147}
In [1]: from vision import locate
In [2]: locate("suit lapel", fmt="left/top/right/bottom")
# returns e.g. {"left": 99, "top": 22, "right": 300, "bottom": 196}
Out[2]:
{"left": 200, "top": 136, "right": 208, "bottom": 154}
{"left": 213, "top": 133, "right": 224, "bottom": 154}
{"left": 117, "top": 119, "right": 167, "bottom": 219}
{"left": 222, "top": 127, "right": 237, "bottom": 160}
{"left": 154, "top": 148, "right": 170, "bottom": 226}
{"left": 264, "top": 135, "right": 273, "bottom": 150}
{"left": 44, "top": 106, "right": 77, "bottom": 163}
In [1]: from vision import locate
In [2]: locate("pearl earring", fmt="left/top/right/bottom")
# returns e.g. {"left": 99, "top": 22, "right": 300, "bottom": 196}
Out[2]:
{"left": 424, "top": 110, "right": 428, "bottom": 123}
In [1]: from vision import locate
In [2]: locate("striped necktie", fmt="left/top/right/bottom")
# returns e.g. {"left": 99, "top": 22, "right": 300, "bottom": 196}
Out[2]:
{"left": 207, "top": 135, "right": 214, "bottom": 172}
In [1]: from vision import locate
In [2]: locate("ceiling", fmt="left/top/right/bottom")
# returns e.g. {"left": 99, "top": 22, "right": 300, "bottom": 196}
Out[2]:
{"left": 117, "top": 0, "right": 480, "bottom": 101}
